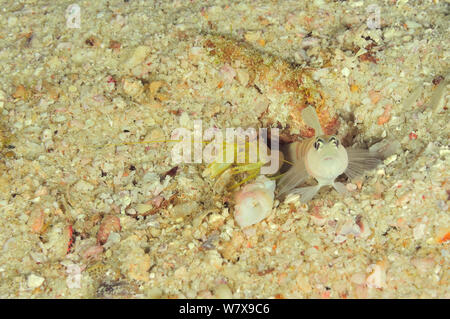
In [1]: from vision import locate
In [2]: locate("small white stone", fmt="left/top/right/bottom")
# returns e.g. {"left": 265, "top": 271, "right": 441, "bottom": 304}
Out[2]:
{"left": 350, "top": 1, "right": 364, "bottom": 7}
{"left": 208, "top": 213, "right": 225, "bottom": 227}
{"left": 236, "top": 68, "right": 249, "bottom": 86}
{"left": 135, "top": 203, "right": 153, "bottom": 215}
{"left": 333, "top": 234, "right": 347, "bottom": 243}
{"left": 341, "top": 67, "right": 350, "bottom": 77}
{"left": 413, "top": 224, "right": 426, "bottom": 240}
{"left": 439, "top": 149, "right": 450, "bottom": 156}
{"left": 124, "top": 46, "right": 151, "bottom": 70}
{"left": 27, "top": 274, "right": 45, "bottom": 288}
{"left": 74, "top": 180, "right": 94, "bottom": 192}
{"left": 146, "top": 287, "right": 162, "bottom": 299}
{"left": 42, "top": 129, "right": 52, "bottom": 142}
{"left": 214, "top": 284, "right": 233, "bottom": 299}
{"left": 284, "top": 193, "right": 300, "bottom": 204}
{"left": 179, "top": 112, "right": 190, "bottom": 127}
{"left": 384, "top": 154, "right": 397, "bottom": 165}
{"left": 173, "top": 201, "right": 199, "bottom": 218}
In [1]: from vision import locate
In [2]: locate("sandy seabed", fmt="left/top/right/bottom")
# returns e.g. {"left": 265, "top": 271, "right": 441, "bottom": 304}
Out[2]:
{"left": 0, "top": 0, "right": 448, "bottom": 298}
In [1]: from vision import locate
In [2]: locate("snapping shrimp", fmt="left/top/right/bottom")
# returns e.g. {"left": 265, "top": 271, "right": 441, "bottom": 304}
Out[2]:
{"left": 277, "top": 106, "right": 382, "bottom": 202}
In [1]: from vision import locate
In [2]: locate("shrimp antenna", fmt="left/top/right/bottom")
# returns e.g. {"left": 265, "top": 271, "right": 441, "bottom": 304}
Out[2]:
{"left": 301, "top": 106, "right": 324, "bottom": 137}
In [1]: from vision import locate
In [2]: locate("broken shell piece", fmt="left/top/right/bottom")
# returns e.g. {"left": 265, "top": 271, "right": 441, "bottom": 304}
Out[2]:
{"left": 28, "top": 209, "right": 45, "bottom": 234}
{"left": 152, "top": 195, "right": 164, "bottom": 208}
{"left": 123, "top": 45, "right": 151, "bottom": 70}
{"left": 337, "top": 219, "right": 361, "bottom": 237}
{"left": 219, "top": 64, "right": 237, "bottom": 84}
{"left": 82, "top": 245, "right": 104, "bottom": 260}
{"left": 310, "top": 210, "right": 326, "bottom": 226}
{"left": 346, "top": 183, "right": 357, "bottom": 192}
{"left": 366, "top": 260, "right": 388, "bottom": 289}
{"left": 335, "top": 216, "right": 371, "bottom": 242}
{"left": 356, "top": 216, "right": 372, "bottom": 238}
{"left": 27, "top": 274, "right": 45, "bottom": 288}
{"left": 234, "top": 176, "right": 275, "bottom": 228}
{"left": 97, "top": 215, "right": 121, "bottom": 245}
{"left": 122, "top": 78, "right": 144, "bottom": 101}
{"left": 173, "top": 201, "right": 199, "bottom": 218}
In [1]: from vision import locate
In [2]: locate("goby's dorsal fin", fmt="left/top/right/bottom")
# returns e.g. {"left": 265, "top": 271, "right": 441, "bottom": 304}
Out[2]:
{"left": 301, "top": 106, "right": 324, "bottom": 137}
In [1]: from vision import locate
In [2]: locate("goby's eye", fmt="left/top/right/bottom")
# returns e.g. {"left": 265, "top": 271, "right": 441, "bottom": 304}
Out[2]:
{"left": 329, "top": 136, "right": 339, "bottom": 147}
{"left": 314, "top": 138, "right": 324, "bottom": 150}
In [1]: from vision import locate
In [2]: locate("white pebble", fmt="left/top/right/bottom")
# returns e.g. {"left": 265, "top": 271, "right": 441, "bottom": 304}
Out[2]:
{"left": 384, "top": 154, "right": 397, "bottom": 165}
{"left": 74, "top": 180, "right": 94, "bottom": 192}
{"left": 27, "top": 274, "right": 45, "bottom": 288}
{"left": 346, "top": 183, "right": 357, "bottom": 192}
{"left": 341, "top": 67, "right": 350, "bottom": 77}
{"left": 124, "top": 46, "right": 151, "bottom": 70}
{"left": 42, "top": 129, "right": 53, "bottom": 142}
{"left": 413, "top": 223, "right": 426, "bottom": 240}
{"left": 214, "top": 284, "right": 233, "bottom": 299}
{"left": 173, "top": 201, "right": 199, "bottom": 218}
